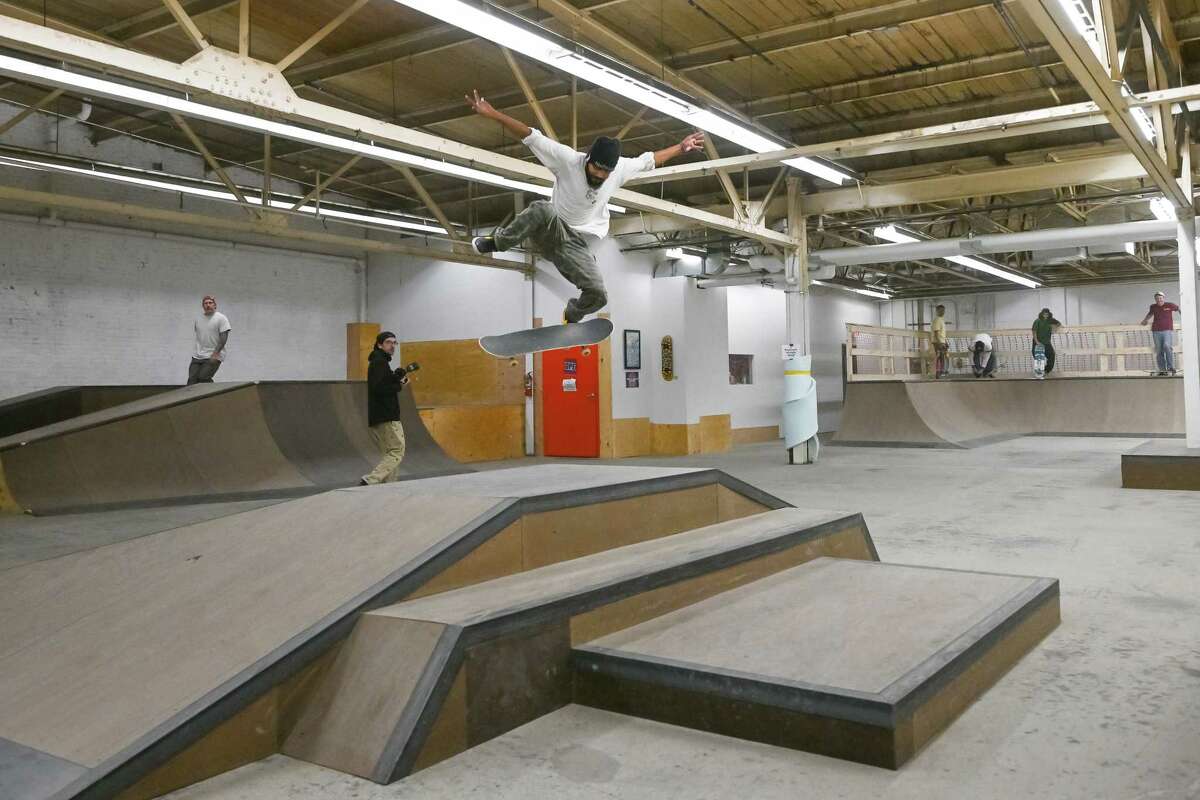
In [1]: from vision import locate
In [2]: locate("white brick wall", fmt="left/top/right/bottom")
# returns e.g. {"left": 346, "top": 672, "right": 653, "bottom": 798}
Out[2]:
{"left": 0, "top": 214, "right": 362, "bottom": 398}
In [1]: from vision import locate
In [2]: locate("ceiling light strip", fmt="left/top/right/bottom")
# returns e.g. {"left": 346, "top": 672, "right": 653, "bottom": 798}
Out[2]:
{"left": 0, "top": 53, "right": 626, "bottom": 213}
{"left": 388, "top": 0, "right": 851, "bottom": 185}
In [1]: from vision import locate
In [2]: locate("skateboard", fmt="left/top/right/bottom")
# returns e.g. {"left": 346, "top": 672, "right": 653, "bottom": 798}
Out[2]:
{"left": 1033, "top": 344, "right": 1047, "bottom": 380}
{"left": 480, "top": 318, "right": 614, "bottom": 357}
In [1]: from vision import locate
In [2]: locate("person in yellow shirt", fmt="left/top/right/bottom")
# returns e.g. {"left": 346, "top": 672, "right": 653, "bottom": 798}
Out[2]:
{"left": 930, "top": 304, "right": 949, "bottom": 378}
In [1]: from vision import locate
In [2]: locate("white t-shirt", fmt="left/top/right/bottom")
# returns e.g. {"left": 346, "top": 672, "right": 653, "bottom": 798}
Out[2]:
{"left": 971, "top": 333, "right": 993, "bottom": 355}
{"left": 523, "top": 128, "right": 655, "bottom": 239}
{"left": 193, "top": 311, "right": 231, "bottom": 361}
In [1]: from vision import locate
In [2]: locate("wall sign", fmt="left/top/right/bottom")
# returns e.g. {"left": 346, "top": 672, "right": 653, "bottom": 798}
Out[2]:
{"left": 625, "top": 371, "right": 639, "bottom": 388}
{"left": 562, "top": 378, "right": 577, "bottom": 392}
{"left": 661, "top": 335, "right": 675, "bottom": 381}
{"left": 623, "top": 329, "right": 642, "bottom": 370}
{"left": 563, "top": 358, "right": 577, "bottom": 374}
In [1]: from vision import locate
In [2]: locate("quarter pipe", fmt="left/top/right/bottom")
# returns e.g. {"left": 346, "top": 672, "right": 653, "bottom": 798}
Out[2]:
{"left": 0, "top": 381, "right": 466, "bottom": 514}
{"left": 835, "top": 377, "right": 1185, "bottom": 448}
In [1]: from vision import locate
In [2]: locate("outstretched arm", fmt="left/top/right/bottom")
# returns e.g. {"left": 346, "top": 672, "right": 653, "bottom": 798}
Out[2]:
{"left": 652, "top": 132, "right": 705, "bottom": 167}
{"left": 465, "top": 90, "right": 531, "bottom": 141}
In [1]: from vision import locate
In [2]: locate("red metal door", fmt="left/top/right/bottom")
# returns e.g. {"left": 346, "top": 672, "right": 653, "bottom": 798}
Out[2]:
{"left": 543, "top": 344, "right": 600, "bottom": 457}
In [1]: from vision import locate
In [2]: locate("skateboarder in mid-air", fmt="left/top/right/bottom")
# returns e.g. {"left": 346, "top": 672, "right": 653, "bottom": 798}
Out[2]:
{"left": 466, "top": 89, "right": 704, "bottom": 324}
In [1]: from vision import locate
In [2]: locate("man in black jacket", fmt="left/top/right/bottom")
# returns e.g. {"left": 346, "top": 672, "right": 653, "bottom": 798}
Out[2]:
{"left": 361, "top": 331, "right": 410, "bottom": 485}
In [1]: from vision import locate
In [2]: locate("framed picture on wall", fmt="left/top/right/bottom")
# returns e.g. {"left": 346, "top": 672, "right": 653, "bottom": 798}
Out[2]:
{"left": 623, "top": 329, "right": 642, "bottom": 370}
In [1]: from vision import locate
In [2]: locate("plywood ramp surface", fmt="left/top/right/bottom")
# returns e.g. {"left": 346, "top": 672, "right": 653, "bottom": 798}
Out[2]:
{"left": 837, "top": 378, "right": 1185, "bottom": 447}
{"left": 0, "top": 489, "right": 503, "bottom": 768}
{"left": 279, "top": 507, "right": 870, "bottom": 782}
{"left": 0, "top": 381, "right": 465, "bottom": 514}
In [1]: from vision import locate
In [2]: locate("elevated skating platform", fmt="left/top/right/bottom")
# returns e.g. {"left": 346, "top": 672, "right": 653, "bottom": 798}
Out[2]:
{"left": 1121, "top": 440, "right": 1200, "bottom": 490}
{"left": 0, "top": 381, "right": 464, "bottom": 514}
{"left": 0, "top": 465, "right": 783, "bottom": 800}
{"left": 836, "top": 377, "right": 1184, "bottom": 448}
{"left": 575, "top": 558, "right": 1060, "bottom": 768}
{"left": 280, "top": 507, "right": 873, "bottom": 782}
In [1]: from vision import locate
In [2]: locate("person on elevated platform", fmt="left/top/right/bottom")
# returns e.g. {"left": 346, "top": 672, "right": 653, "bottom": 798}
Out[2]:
{"left": 931, "top": 304, "right": 949, "bottom": 379}
{"left": 1031, "top": 308, "right": 1061, "bottom": 376}
{"left": 187, "top": 295, "right": 230, "bottom": 385}
{"left": 971, "top": 333, "right": 996, "bottom": 378}
{"left": 1140, "top": 291, "right": 1180, "bottom": 376}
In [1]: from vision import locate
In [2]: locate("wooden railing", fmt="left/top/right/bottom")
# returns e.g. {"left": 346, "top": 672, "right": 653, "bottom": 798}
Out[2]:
{"left": 846, "top": 323, "right": 1184, "bottom": 382}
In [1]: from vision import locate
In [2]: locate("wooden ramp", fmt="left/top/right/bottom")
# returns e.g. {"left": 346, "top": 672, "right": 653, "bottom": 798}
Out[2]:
{"left": 278, "top": 507, "right": 874, "bottom": 782}
{"left": 836, "top": 377, "right": 1185, "bottom": 448}
{"left": 0, "top": 381, "right": 465, "bottom": 515}
{"left": 0, "top": 465, "right": 783, "bottom": 800}
{"left": 0, "top": 385, "right": 176, "bottom": 440}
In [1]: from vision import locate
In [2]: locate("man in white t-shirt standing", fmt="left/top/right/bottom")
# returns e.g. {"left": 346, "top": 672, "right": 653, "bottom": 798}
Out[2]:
{"left": 188, "top": 295, "right": 231, "bottom": 384}
{"left": 465, "top": 89, "right": 704, "bottom": 322}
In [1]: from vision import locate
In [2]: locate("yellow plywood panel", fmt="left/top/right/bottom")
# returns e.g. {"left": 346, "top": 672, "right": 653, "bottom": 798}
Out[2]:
{"left": 406, "top": 520, "right": 525, "bottom": 599}
{"left": 716, "top": 485, "right": 769, "bottom": 522}
{"left": 0, "top": 456, "right": 22, "bottom": 513}
{"left": 732, "top": 425, "right": 781, "bottom": 445}
{"left": 401, "top": 339, "right": 524, "bottom": 406}
{"left": 651, "top": 423, "right": 690, "bottom": 456}
{"left": 522, "top": 485, "right": 719, "bottom": 569}
{"left": 613, "top": 418, "right": 652, "bottom": 458}
{"left": 418, "top": 405, "right": 524, "bottom": 463}
{"left": 346, "top": 323, "right": 381, "bottom": 381}
{"left": 698, "top": 414, "right": 732, "bottom": 454}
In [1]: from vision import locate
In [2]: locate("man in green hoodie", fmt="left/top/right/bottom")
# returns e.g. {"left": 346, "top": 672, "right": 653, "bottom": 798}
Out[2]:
{"left": 1031, "top": 308, "right": 1062, "bottom": 375}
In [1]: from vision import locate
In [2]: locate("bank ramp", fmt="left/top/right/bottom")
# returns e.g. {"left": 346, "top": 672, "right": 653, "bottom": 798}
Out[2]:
{"left": 0, "top": 381, "right": 464, "bottom": 514}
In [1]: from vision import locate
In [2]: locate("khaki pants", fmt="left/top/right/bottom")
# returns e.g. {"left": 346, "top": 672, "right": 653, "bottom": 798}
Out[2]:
{"left": 364, "top": 420, "right": 406, "bottom": 484}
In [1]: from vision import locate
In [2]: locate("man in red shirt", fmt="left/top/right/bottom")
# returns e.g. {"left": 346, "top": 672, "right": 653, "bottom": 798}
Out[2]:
{"left": 1140, "top": 291, "right": 1181, "bottom": 375}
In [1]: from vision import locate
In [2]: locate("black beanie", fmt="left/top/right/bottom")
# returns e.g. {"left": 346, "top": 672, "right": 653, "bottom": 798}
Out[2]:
{"left": 586, "top": 136, "right": 622, "bottom": 171}
{"left": 375, "top": 330, "right": 396, "bottom": 347}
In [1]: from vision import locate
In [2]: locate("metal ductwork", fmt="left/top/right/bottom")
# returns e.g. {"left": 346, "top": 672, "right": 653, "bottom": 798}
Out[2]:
{"left": 695, "top": 273, "right": 776, "bottom": 289}
{"left": 808, "top": 219, "right": 1184, "bottom": 268}
{"left": 747, "top": 254, "right": 838, "bottom": 281}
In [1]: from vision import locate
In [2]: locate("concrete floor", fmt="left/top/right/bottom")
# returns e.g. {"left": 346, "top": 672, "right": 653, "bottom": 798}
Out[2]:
{"left": 24, "top": 436, "right": 1200, "bottom": 799}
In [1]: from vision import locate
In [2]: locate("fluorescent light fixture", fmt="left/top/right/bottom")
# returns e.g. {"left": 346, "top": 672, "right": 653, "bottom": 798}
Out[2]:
{"left": 389, "top": 0, "right": 851, "bottom": 185}
{"left": 1124, "top": 242, "right": 1136, "bottom": 255}
{"left": 0, "top": 153, "right": 448, "bottom": 234}
{"left": 811, "top": 278, "right": 892, "bottom": 300}
{"left": 0, "top": 53, "right": 629, "bottom": 212}
{"left": 1149, "top": 196, "right": 1176, "bottom": 221}
{"left": 665, "top": 246, "right": 702, "bottom": 264}
{"left": 872, "top": 225, "right": 1041, "bottom": 289}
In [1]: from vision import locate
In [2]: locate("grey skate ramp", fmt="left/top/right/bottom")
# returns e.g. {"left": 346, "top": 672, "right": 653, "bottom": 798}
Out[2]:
{"left": 0, "top": 465, "right": 778, "bottom": 800}
{"left": 0, "top": 381, "right": 465, "bottom": 514}
{"left": 575, "top": 558, "right": 1060, "bottom": 768}
{"left": 836, "top": 377, "right": 1184, "bottom": 448}
{"left": 0, "top": 385, "right": 175, "bottom": 439}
